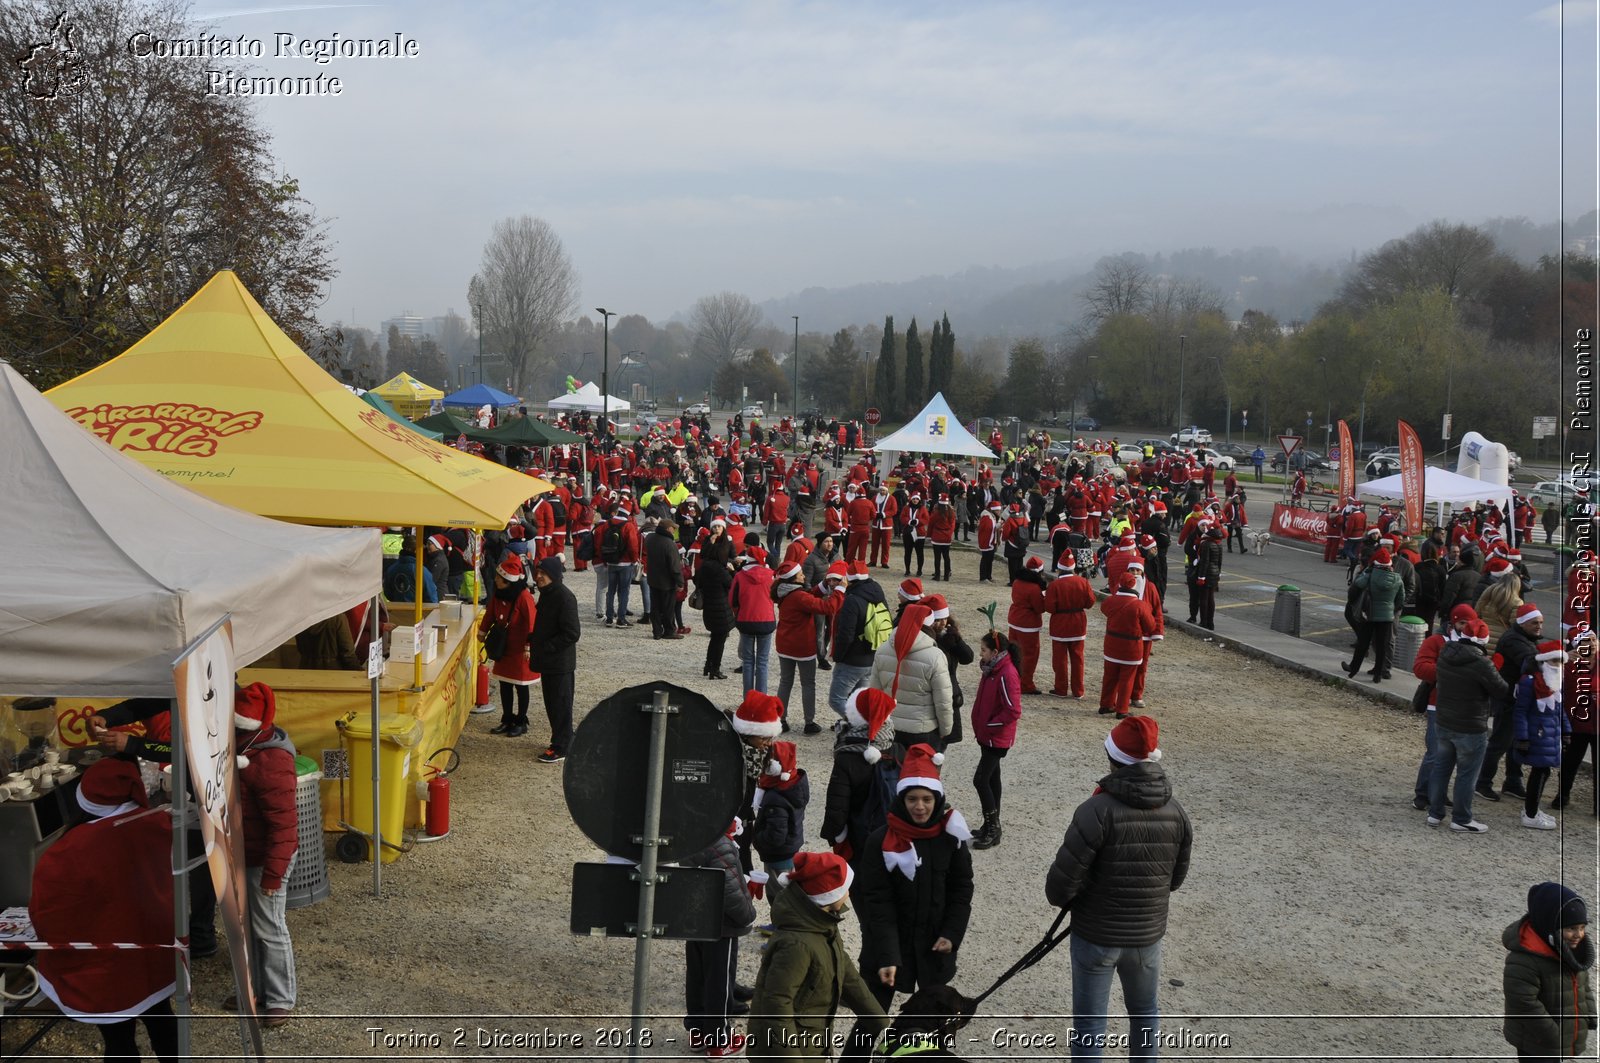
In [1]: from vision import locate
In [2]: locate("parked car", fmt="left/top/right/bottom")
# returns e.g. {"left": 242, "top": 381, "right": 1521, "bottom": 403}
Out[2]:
{"left": 684, "top": 401, "right": 710, "bottom": 416}
{"left": 1365, "top": 447, "right": 1401, "bottom": 479}
{"left": 1116, "top": 443, "right": 1145, "bottom": 464}
{"left": 738, "top": 404, "right": 765, "bottom": 420}
{"left": 1213, "top": 442, "right": 1253, "bottom": 461}
{"left": 636, "top": 398, "right": 658, "bottom": 412}
{"left": 1192, "top": 447, "right": 1235, "bottom": 472}
{"left": 1068, "top": 416, "right": 1101, "bottom": 432}
{"left": 1528, "top": 480, "right": 1580, "bottom": 509}
{"left": 797, "top": 407, "right": 825, "bottom": 421}
{"left": 634, "top": 411, "right": 660, "bottom": 430}
{"left": 1270, "top": 448, "right": 1331, "bottom": 473}
{"left": 1171, "top": 426, "right": 1213, "bottom": 446}
{"left": 1134, "top": 438, "right": 1179, "bottom": 457}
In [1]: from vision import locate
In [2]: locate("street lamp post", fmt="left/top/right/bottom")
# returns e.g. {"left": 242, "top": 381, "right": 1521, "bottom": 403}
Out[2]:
{"left": 596, "top": 308, "right": 616, "bottom": 436}
{"left": 1357, "top": 358, "right": 1381, "bottom": 459}
{"left": 792, "top": 316, "right": 800, "bottom": 444}
{"left": 1317, "top": 357, "right": 1332, "bottom": 459}
{"left": 1176, "top": 333, "right": 1187, "bottom": 432}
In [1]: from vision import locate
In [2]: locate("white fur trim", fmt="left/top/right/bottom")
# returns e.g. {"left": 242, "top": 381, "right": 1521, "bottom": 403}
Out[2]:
{"left": 1147, "top": 748, "right": 1162, "bottom": 762}
{"left": 863, "top": 745, "right": 882, "bottom": 764}
{"left": 1106, "top": 732, "right": 1138, "bottom": 765}
{"left": 75, "top": 794, "right": 140, "bottom": 819}
{"left": 844, "top": 689, "right": 868, "bottom": 728}
{"left": 732, "top": 716, "right": 782, "bottom": 738}
{"left": 896, "top": 775, "right": 944, "bottom": 794}
{"left": 234, "top": 712, "right": 261, "bottom": 731}
{"left": 926, "top": 605, "right": 950, "bottom": 620}
{"left": 931, "top": 751, "right": 945, "bottom": 766}
{"left": 804, "top": 869, "right": 853, "bottom": 907}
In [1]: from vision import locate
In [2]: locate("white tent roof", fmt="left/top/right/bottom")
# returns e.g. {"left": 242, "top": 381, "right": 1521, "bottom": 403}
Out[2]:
{"left": 0, "top": 363, "right": 381, "bottom": 697}
{"left": 1357, "top": 465, "right": 1514, "bottom": 507}
{"left": 547, "top": 381, "right": 630, "bottom": 414}
{"left": 872, "top": 393, "right": 996, "bottom": 461}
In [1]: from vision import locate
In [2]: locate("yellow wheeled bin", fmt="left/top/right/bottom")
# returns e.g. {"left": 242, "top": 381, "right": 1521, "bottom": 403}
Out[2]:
{"left": 334, "top": 712, "right": 422, "bottom": 864}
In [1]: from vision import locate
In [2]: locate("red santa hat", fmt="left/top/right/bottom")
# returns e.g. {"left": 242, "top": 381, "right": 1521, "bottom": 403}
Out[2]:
{"left": 777, "top": 561, "right": 804, "bottom": 581}
{"left": 732, "top": 690, "right": 784, "bottom": 738}
{"left": 1484, "top": 556, "right": 1514, "bottom": 579}
{"left": 1535, "top": 639, "right": 1566, "bottom": 663}
{"left": 844, "top": 688, "right": 896, "bottom": 763}
{"left": 847, "top": 561, "right": 871, "bottom": 581}
{"left": 899, "top": 578, "right": 924, "bottom": 602}
{"left": 75, "top": 758, "right": 149, "bottom": 818}
{"left": 988, "top": 500, "right": 1003, "bottom": 512}
{"left": 922, "top": 594, "right": 950, "bottom": 621}
{"left": 1009, "top": 503, "right": 1022, "bottom": 514}
{"left": 1055, "top": 551, "right": 1077, "bottom": 572}
{"left": 496, "top": 553, "right": 526, "bottom": 583}
{"left": 744, "top": 544, "right": 768, "bottom": 565}
{"left": 1516, "top": 602, "right": 1543, "bottom": 626}
{"left": 778, "top": 851, "right": 854, "bottom": 907}
{"left": 1127, "top": 558, "right": 1145, "bottom": 572}
{"left": 826, "top": 561, "right": 849, "bottom": 581}
{"left": 890, "top": 604, "right": 934, "bottom": 696}
{"left": 233, "top": 682, "right": 276, "bottom": 735}
{"left": 1117, "top": 573, "right": 1139, "bottom": 592}
{"left": 1105, "top": 715, "right": 1162, "bottom": 765}
{"left": 896, "top": 742, "right": 945, "bottom": 794}
{"left": 1463, "top": 619, "right": 1491, "bottom": 645}
{"left": 427, "top": 533, "right": 450, "bottom": 553}
{"left": 1024, "top": 555, "right": 1044, "bottom": 571}
{"left": 760, "top": 741, "right": 798, "bottom": 786}
{"left": 1372, "top": 548, "right": 1392, "bottom": 567}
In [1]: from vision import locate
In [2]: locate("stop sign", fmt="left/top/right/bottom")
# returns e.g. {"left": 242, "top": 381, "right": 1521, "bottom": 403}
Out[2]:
{"left": 864, "top": 407, "right": 881, "bottom": 426}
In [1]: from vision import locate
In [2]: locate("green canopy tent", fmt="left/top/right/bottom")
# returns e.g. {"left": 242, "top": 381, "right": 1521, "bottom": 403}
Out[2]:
{"left": 474, "top": 417, "right": 581, "bottom": 447}
{"left": 360, "top": 391, "right": 443, "bottom": 440}
{"left": 414, "top": 409, "right": 478, "bottom": 440}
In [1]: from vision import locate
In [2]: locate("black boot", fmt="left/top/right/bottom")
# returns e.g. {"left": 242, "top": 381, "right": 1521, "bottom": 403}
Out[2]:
{"left": 966, "top": 810, "right": 992, "bottom": 851}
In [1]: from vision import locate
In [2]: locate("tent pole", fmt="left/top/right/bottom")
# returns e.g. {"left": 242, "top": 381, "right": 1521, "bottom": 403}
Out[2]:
{"left": 370, "top": 595, "right": 383, "bottom": 898}
{"left": 169, "top": 696, "right": 192, "bottom": 1060}
{"left": 412, "top": 529, "right": 425, "bottom": 691}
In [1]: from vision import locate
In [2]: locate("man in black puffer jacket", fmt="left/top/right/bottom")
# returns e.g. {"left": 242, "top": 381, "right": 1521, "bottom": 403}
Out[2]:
{"left": 1478, "top": 602, "right": 1544, "bottom": 803}
{"left": 1045, "top": 715, "right": 1191, "bottom": 1060}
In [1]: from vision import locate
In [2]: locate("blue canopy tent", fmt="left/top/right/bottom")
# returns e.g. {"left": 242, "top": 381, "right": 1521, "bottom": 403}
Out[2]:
{"left": 443, "top": 383, "right": 521, "bottom": 409}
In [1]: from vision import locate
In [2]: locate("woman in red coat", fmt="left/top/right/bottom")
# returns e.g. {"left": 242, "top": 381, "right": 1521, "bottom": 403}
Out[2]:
{"left": 483, "top": 552, "right": 539, "bottom": 737}
{"left": 928, "top": 497, "right": 957, "bottom": 582}
{"left": 772, "top": 561, "right": 845, "bottom": 733}
{"left": 969, "top": 630, "right": 1021, "bottom": 850}
{"left": 1099, "top": 573, "right": 1157, "bottom": 718}
{"left": 31, "top": 758, "right": 177, "bottom": 1061}
{"left": 1007, "top": 556, "right": 1048, "bottom": 694}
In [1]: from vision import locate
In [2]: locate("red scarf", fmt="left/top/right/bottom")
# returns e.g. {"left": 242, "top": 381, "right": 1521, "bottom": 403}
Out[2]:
{"left": 881, "top": 808, "right": 969, "bottom": 879}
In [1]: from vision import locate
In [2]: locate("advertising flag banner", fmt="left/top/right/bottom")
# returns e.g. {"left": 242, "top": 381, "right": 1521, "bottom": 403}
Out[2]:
{"left": 1398, "top": 420, "right": 1425, "bottom": 533}
{"left": 1338, "top": 420, "right": 1355, "bottom": 502}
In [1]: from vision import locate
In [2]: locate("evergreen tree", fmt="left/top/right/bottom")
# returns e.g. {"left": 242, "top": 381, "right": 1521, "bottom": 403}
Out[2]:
{"left": 935, "top": 312, "right": 956, "bottom": 395}
{"left": 903, "top": 318, "right": 924, "bottom": 411}
{"left": 874, "top": 315, "right": 898, "bottom": 416}
{"left": 1001, "top": 338, "right": 1048, "bottom": 419}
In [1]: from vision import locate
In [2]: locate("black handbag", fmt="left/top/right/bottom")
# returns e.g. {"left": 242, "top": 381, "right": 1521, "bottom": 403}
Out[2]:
{"left": 1410, "top": 681, "right": 1433, "bottom": 714}
{"left": 483, "top": 621, "right": 509, "bottom": 660}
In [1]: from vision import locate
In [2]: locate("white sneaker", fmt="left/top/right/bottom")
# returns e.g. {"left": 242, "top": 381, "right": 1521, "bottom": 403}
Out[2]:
{"left": 1521, "top": 811, "right": 1558, "bottom": 830}
{"left": 1426, "top": 816, "right": 1442, "bottom": 827}
{"left": 1449, "top": 819, "right": 1489, "bottom": 833}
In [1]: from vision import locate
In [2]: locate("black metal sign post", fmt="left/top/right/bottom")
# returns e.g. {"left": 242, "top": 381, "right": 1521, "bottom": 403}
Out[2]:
{"left": 627, "top": 687, "right": 672, "bottom": 1062}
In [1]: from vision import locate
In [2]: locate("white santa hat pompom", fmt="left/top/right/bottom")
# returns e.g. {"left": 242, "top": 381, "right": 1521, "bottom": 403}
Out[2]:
{"left": 863, "top": 745, "right": 882, "bottom": 764}
{"left": 931, "top": 751, "right": 945, "bottom": 766}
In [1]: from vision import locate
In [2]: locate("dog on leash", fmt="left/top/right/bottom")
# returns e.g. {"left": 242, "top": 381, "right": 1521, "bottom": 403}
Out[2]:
{"left": 839, "top": 984, "right": 977, "bottom": 1062}
{"left": 1249, "top": 530, "right": 1272, "bottom": 556}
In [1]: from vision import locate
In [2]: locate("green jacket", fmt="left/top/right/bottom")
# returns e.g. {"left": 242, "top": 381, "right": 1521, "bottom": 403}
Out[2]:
{"left": 1353, "top": 567, "right": 1405, "bottom": 623}
{"left": 749, "top": 883, "right": 887, "bottom": 1061}
{"left": 1503, "top": 918, "right": 1597, "bottom": 1057}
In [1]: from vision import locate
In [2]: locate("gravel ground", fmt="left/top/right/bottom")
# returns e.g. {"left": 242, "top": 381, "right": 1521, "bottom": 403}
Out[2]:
{"left": 18, "top": 552, "right": 1599, "bottom": 1062}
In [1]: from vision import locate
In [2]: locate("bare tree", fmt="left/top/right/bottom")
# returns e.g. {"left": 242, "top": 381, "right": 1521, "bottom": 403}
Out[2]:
{"left": 1338, "top": 221, "right": 1501, "bottom": 310}
{"left": 690, "top": 291, "right": 765, "bottom": 364}
{"left": 1082, "top": 255, "right": 1153, "bottom": 322}
{"left": 468, "top": 216, "right": 579, "bottom": 395}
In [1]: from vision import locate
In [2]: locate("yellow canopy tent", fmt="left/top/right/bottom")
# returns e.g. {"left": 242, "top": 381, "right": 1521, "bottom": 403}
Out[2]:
{"left": 46, "top": 271, "right": 547, "bottom": 528}
{"left": 369, "top": 371, "right": 445, "bottom": 420}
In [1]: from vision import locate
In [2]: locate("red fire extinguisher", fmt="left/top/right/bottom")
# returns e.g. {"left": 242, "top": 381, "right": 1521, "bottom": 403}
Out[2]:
{"left": 422, "top": 748, "right": 460, "bottom": 838}
{"left": 475, "top": 657, "right": 491, "bottom": 707}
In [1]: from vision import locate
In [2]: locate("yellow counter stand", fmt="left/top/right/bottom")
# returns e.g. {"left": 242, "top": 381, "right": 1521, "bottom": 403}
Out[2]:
{"left": 335, "top": 712, "right": 422, "bottom": 864}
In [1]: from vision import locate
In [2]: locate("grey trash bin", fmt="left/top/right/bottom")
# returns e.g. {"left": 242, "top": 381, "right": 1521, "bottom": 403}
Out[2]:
{"left": 286, "top": 755, "right": 329, "bottom": 909}
{"left": 1393, "top": 615, "right": 1427, "bottom": 676}
{"left": 1270, "top": 585, "right": 1301, "bottom": 637}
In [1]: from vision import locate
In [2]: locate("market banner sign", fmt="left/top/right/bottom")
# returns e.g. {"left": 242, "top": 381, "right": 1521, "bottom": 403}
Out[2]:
{"left": 1398, "top": 420, "right": 1425, "bottom": 533}
{"left": 1337, "top": 420, "right": 1355, "bottom": 502}
{"left": 1270, "top": 503, "right": 1328, "bottom": 543}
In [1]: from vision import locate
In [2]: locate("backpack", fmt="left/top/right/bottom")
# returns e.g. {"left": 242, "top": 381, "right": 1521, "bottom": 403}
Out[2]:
{"left": 383, "top": 562, "right": 415, "bottom": 603}
{"left": 861, "top": 600, "right": 893, "bottom": 651}
{"left": 600, "top": 521, "right": 626, "bottom": 563}
{"left": 545, "top": 496, "right": 567, "bottom": 528}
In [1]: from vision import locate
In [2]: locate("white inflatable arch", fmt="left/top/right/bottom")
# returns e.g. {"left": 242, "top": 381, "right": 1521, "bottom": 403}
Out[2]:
{"left": 1456, "top": 430, "right": 1510, "bottom": 487}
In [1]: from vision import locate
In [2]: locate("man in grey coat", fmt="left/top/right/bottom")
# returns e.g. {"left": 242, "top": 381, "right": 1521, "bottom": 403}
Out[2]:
{"left": 1046, "top": 716, "right": 1192, "bottom": 1061}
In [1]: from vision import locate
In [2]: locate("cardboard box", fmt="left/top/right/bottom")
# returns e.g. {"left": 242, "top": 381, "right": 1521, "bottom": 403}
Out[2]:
{"left": 389, "top": 624, "right": 438, "bottom": 665}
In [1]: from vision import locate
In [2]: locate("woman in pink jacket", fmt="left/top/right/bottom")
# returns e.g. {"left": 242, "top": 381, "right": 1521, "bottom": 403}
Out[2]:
{"left": 969, "top": 630, "right": 1021, "bottom": 851}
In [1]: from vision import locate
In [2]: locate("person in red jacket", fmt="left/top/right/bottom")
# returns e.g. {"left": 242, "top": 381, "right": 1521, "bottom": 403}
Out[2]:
{"left": 1066, "top": 479, "right": 1091, "bottom": 539}
{"left": 528, "top": 491, "right": 557, "bottom": 560}
{"left": 782, "top": 519, "right": 813, "bottom": 573}
{"left": 1126, "top": 559, "right": 1166, "bottom": 709}
{"left": 1099, "top": 573, "right": 1157, "bottom": 718}
{"left": 568, "top": 488, "right": 593, "bottom": 571}
{"left": 1410, "top": 603, "right": 1477, "bottom": 809}
{"left": 928, "top": 495, "right": 957, "bottom": 582}
{"left": 484, "top": 553, "right": 540, "bottom": 735}
{"left": 1045, "top": 551, "right": 1096, "bottom": 699}
{"left": 823, "top": 487, "right": 848, "bottom": 554}
{"left": 976, "top": 500, "right": 1001, "bottom": 583}
{"left": 845, "top": 488, "right": 876, "bottom": 565}
{"left": 601, "top": 504, "right": 643, "bottom": 626}
{"left": 1008, "top": 555, "right": 1048, "bottom": 694}
{"left": 763, "top": 481, "right": 792, "bottom": 565}
{"left": 231, "top": 681, "right": 300, "bottom": 1025}
{"left": 773, "top": 561, "right": 847, "bottom": 733}
{"left": 969, "top": 629, "right": 1022, "bottom": 850}
{"left": 870, "top": 485, "right": 898, "bottom": 569}
{"left": 30, "top": 758, "right": 178, "bottom": 1057}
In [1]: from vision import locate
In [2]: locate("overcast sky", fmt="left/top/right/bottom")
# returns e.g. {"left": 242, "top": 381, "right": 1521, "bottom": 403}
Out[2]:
{"left": 199, "top": 0, "right": 1598, "bottom": 329}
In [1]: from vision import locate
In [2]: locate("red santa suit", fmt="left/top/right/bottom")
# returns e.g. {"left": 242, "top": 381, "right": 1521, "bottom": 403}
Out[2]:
{"left": 1128, "top": 565, "right": 1165, "bottom": 704}
{"left": 870, "top": 490, "right": 898, "bottom": 568}
{"left": 976, "top": 507, "right": 999, "bottom": 554}
{"left": 30, "top": 761, "right": 175, "bottom": 1023}
{"left": 845, "top": 494, "right": 875, "bottom": 564}
{"left": 1044, "top": 555, "right": 1096, "bottom": 698}
{"left": 529, "top": 494, "right": 558, "bottom": 560}
{"left": 1066, "top": 482, "right": 1091, "bottom": 538}
{"left": 569, "top": 494, "right": 594, "bottom": 571}
{"left": 1099, "top": 578, "right": 1157, "bottom": 715}
{"left": 1008, "top": 564, "right": 1048, "bottom": 694}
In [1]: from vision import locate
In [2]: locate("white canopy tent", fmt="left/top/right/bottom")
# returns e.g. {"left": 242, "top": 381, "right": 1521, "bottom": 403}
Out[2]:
{"left": 547, "top": 381, "right": 631, "bottom": 414}
{"left": 0, "top": 362, "right": 381, "bottom": 698}
{"left": 873, "top": 393, "right": 996, "bottom": 478}
{"left": 1357, "top": 465, "right": 1514, "bottom": 531}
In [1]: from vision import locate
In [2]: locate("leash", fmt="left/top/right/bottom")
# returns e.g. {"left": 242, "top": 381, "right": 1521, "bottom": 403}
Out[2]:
{"left": 968, "top": 909, "right": 1071, "bottom": 1007}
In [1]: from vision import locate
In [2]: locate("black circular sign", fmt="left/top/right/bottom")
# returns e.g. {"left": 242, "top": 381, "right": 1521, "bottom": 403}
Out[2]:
{"left": 562, "top": 681, "right": 744, "bottom": 863}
